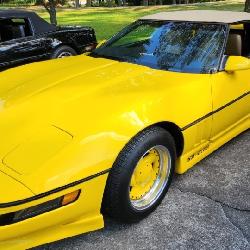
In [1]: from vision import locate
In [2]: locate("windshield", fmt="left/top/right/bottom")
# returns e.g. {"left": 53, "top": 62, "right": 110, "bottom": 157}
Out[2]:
{"left": 90, "top": 21, "right": 227, "bottom": 74}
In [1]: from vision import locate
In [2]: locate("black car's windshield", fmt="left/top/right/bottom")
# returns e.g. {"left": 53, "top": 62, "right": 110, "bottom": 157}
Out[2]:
{"left": 90, "top": 21, "right": 227, "bottom": 74}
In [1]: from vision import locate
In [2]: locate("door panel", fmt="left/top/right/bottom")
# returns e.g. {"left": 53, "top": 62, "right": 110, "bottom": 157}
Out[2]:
{"left": 0, "top": 43, "right": 9, "bottom": 67}
{"left": 211, "top": 69, "right": 250, "bottom": 139}
{"left": 0, "top": 36, "right": 49, "bottom": 67}
{"left": 9, "top": 36, "right": 48, "bottom": 62}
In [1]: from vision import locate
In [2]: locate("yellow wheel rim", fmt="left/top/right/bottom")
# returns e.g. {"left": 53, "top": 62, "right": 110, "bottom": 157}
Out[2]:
{"left": 129, "top": 145, "right": 171, "bottom": 210}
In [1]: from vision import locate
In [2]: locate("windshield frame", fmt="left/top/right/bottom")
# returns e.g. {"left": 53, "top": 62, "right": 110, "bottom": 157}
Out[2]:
{"left": 90, "top": 20, "right": 229, "bottom": 74}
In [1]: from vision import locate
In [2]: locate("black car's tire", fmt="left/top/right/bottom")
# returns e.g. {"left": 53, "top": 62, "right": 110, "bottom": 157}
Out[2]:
{"left": 50, "top": 45, "right": 77, "bottom": 59}
{"left": 102, "top": 126, "right": 176, "bottom": 222}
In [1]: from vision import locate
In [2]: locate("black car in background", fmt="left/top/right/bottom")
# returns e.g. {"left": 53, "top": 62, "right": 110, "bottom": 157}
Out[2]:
{"left": 0, "top": 9, "right": 97, "bottom": 69}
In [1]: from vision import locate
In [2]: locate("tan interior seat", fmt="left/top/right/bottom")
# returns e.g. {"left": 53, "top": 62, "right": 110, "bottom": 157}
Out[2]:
{"left": 225, "top": 33, "right": 242, "bottom": 56}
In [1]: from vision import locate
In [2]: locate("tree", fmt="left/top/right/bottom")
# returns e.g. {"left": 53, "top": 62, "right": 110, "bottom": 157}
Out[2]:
{"left": 86, "top": 0, "right": 91, "bottom": 6}
{"left": 117, "top": 0, "right": 123, "bottom": 6}
{"left": 245, "top": 0, "right": 250, "bottom": 12}
{"left": 42, "top": 0, "right": 57, "bottom": 25}
{"left": 75, "top": 0, "right": 80, "bottom": 8}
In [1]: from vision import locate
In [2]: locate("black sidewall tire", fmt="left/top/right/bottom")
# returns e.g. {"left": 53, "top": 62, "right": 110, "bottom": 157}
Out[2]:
{"left": 103, "top": 127, "right": 176, "bottom": 222}
{"left": 50, "top": 45, "right": 77, "bottom": 59}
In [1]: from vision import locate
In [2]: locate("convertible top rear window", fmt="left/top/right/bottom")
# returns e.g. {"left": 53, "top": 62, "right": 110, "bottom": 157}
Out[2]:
{"left": 91, "top": 21, "right": 227, "bottom": 74}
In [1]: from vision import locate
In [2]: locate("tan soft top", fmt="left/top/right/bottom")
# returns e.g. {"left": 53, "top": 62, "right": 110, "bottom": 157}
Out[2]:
{"left": 140, "top": 10, "right": 250, "bottom": 24}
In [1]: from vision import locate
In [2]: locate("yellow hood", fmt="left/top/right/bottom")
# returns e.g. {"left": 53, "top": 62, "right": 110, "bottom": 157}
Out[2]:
{"left": 0, "top": 55, "right": 154, "bottom": 195}
{"left": 0, "top": 172, "right": 33, "bottom": 203}
{"left": 0, "top": 54, "right": 212, "bottom": 197}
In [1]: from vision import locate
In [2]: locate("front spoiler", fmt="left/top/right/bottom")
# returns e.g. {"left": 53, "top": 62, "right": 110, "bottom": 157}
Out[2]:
{"left": 0, "top": 172, "right": 109, "bottom": 249}
{"left": 1, "top": 214, "right": 104, "bottom": 250}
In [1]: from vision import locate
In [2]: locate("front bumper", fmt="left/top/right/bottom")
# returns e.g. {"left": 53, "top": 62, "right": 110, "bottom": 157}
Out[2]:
{"left": 0, "top": 172, "right": 108, "bottom": 250}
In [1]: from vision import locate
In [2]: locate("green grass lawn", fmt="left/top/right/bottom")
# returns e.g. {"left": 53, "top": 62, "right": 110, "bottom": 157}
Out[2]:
{"left": 8, "top": 0, "right": 247, "bottom": 40}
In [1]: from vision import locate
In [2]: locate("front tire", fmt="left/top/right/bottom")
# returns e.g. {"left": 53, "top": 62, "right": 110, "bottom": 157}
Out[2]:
{"left": 50, "top": 45, "right": 77, "bottom": 59}
{"left": 102, "top": 126, "right": 176, "bottom": 222}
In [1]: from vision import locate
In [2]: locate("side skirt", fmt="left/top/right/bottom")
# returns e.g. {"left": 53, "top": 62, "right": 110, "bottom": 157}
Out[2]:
{"left": 176, "top": 114, "right": 249, "bottom": 174}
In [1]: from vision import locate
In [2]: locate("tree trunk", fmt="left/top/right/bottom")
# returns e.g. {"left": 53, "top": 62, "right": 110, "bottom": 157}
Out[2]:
{"left": 143, "top": 0, "right": 148, "bottom": 6}
{"left": 158, "top": 0, "right": 163, "bottom": 5}
{"left": 75, "top": 0, "right": 80, "bottom": 8}
{"left": 245, "top": 0, "right": 250, "bottom": 12}
{"left": 172, "top": 0, "right": 176, "bottom": 4}
{"left": 49, "top": 6, "right": 57, "bottom": 25}
{"left": 43, "top": 0, "right": 57, "bottom": 26}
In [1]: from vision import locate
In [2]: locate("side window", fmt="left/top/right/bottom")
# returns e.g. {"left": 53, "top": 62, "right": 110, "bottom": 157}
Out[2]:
{"left": 244, "top": 23, "right": 250, "bottom": 58}
{"left": 0, "top": 18, "right": 32, "bottom": 42}
{"left": 225, "top": 24, "right": 250, "bottom": 58}
{"left": 225, "top": 28, "right": 244, "bottom": 57}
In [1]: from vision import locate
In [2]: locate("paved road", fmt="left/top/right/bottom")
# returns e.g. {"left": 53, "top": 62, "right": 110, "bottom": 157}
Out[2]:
{"left": 38, "top": 130, "right": 250, "bottom": 250}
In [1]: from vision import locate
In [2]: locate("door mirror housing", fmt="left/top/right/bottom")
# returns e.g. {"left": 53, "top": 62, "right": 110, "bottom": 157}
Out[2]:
{"left": 225, "top": 56, "right": 250, "bottom": 72}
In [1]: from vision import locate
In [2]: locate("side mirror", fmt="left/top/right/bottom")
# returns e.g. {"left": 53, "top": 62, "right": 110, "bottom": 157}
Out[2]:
{"left": 225, "top": 56, "right": 250, "bottom": 72}
{"left": 96, "top": 39, "right": 107, "bottom": 48}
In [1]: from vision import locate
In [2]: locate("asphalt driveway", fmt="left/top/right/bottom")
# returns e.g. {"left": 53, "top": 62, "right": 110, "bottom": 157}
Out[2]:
{"left": 37, "top": 130, "right": 250, "bottom": 250}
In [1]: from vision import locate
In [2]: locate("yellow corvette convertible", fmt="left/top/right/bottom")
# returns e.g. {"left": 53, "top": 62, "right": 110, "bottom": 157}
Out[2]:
{"left": 0, "top": 10, "right": 250, "bottom": 249}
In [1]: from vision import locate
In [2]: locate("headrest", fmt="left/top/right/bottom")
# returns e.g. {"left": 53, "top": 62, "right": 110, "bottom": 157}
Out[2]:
{"left": 225, "top": 33, "right": 242, "bottom": 56}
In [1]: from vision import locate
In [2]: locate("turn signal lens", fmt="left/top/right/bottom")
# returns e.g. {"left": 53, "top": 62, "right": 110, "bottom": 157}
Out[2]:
{"left": 0, "top": 190, "right": 81, "bottom": 226}
{"left": 62, "top": 190, "right": 81, "bottom": 206}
